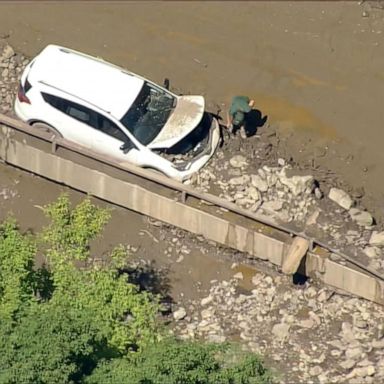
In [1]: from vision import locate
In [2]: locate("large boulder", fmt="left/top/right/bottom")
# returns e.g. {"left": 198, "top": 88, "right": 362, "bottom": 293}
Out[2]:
{"left": 277, "top": 168, "right": 314, "bottom": 196}
{"left": 349, "top": 208, "right": 374, "bottom": 227}
{"left": 369, "top": 231, "right": 384, "bottom": 247}
{"left": 328, "top": 188, "right": 353, "bottom": 210}
{"left": 173, "top": 307, "right": 187, "bottom": 321}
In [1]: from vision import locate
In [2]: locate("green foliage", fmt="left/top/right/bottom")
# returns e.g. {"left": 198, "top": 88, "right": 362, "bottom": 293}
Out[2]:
{"left": 0, "top": 219, "right": 36, "bottom": 320}
{"left": 86, "top": 339, "right": 273, "bottom": 384}
{"left": 0, "top": 194, "right": 272, "bottom": 384}
{"left": 0, "top": 195, "right": 159, "bottom": 384}
{"left": 41, "top": 193, "right": 111, "bottom": 264}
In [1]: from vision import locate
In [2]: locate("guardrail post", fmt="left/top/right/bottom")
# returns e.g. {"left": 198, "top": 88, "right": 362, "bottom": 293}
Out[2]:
{"left": 51, "top": 140, "right": 57, "bottom": 153}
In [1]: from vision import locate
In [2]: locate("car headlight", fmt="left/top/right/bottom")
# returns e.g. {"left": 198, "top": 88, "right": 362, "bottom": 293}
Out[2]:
{"left": 173, "top": 161, "right": 192, "bottom": 171}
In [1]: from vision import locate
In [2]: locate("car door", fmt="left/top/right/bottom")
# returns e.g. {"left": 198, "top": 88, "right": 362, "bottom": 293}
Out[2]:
{"left": 41, "top": 93, "right": 94, "bottom": 149}
{"left": 91, "top": 112, "right": 140, "bottom": 164}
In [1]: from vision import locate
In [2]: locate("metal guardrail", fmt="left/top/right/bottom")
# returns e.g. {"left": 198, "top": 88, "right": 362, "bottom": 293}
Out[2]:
{"left": 0, "top": 113, "right": 383, "bottom": 284}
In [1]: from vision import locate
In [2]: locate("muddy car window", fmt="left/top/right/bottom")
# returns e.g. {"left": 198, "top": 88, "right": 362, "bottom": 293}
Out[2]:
{"left": 120, "top": 82, "right": 175, "bottom": 146}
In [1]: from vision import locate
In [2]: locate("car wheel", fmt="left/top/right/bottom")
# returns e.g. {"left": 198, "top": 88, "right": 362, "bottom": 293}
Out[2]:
{"left": 32, "top": 122, "right": 62, "bottom": 139}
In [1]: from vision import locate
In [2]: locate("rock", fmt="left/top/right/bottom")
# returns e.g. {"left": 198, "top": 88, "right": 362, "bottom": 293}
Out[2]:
{"left": 249, "top": 201, "right": 262, "bottom": 212}
{"left": 206, "top": 334, "right": 226, "bottom": 343}
{"left": 229, "top": 155, "right": 247, "bottom": 168}
{"left": 201, "top": 308, "right": 215, "bottom": 319}
{"left": 346, "top": 366, "right": 375, "bottom": 379}
{"left": 272, "top": 323, "right": 290, "bottom": 341}
{"left": 201, "top": 295, "right": 213, "bottom": 306}
{"left": 314, "top": 187, "right": 323, "bottom": 199}
{"left": 276, "top": 209, "right": 291, "bottom": 222}
{"left": 282, "top": 236, "right": 309, "bottom": 275}
{"left": 363, "top": 246, "right": 378, "bottom": 258}
{"left": 369, "top": 231, "right": 384, "bottom": 246}
{"left": 251, "top": 274, "right": 263, "bottom": 286}
{"left": 278, "top": 168, "right": 314, "bottom": 196}
{"left": 262, "top": 200, "right": 283, "bottom": 212}
{"left": 233, "top": 272, "right": 244, "bottom": 280}
{"left": 340, "top": 359, "right": 357, "bottom": 370}
{"left": 251, "top": 174, "right": 268, "bottom": 192}
{"left": 245, "top": 186, "right": 260, "bottom": 201}
{"left": 1, "top": 44, "right": 15, "bottom": 61}
{"left": 345, "top": 347, "right": 363, "bottom": 360}
{"left": 229, "top": 175, "right": 250, "bottom": 186}
{"left": 340, "top": 322, "right": 356, "bottom": 343}
{"left": 306, "top": 209, "right": 320, "bottom": 226}
{"left": 328, "top": 188, "right": 353, "bottom": 210}
{"left": 309, "top": 366, "right": 323, "bottom": 377}
{"left": 173, "top": 307, "right": 187, "bottom": 321}
{"left": 235, "top": 198, "right": 254, "bottom": 206}
{"left": 266, "top": 173, "right": 278, "bottom": 188}
{"left": 299, "top": 319, "right": 315, "bottom": 329}
{"left": 278, "top": 158, "right": 286, "bottom": 166}
{"left": 349, "top": 208, "right": 374, "bottom": 227}
{"left": 317, "top": 290, "right": 328, "bottom": 302}
{"left": 371, "top": 339, "right": 384, "bottom": 349}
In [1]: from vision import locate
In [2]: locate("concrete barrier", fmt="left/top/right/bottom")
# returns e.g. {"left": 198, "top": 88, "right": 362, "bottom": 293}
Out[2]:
{"left": 0, "top": 125, "right": 291, "bottom": 267}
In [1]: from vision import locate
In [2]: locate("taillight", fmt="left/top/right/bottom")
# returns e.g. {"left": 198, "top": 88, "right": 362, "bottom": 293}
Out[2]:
{"left": 17, "top": 83, "right": 31, "bottom": 104}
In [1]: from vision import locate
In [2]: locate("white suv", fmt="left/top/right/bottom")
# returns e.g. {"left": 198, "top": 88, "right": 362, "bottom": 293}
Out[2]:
{"left": 14, "top": 45, "right": 220, "bottom": 181}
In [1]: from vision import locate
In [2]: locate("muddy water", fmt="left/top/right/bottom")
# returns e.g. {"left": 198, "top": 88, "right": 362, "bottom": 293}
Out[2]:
{"left": 0, "top": 1, "right": 384, "bottom": 294}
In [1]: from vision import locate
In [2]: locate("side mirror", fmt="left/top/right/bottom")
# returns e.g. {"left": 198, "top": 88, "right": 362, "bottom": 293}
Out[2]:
{"left": 120, "top": 141, "right": 134, "bottom": 154}
{"left": 163, "top": 78, "right": 170, "bottom": 90}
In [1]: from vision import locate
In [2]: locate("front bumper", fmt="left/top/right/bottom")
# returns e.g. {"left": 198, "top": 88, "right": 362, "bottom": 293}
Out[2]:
{"left": 173, "top": 116, "right": 220, "bottom": 182}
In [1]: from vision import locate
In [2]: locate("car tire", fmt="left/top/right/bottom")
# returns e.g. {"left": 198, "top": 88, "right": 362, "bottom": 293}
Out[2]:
{"left": 32, "top": 122, "right": 62, "bottom": 139}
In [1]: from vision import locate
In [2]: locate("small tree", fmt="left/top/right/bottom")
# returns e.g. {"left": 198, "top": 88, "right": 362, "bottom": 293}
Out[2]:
{"left": 0, "top": 195, "right": 159, "bottom": 383}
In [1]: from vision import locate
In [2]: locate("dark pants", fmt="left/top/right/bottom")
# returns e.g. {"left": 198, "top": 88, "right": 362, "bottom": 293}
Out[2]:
{"left": 232, "top": 120, "right": 247, "bottom": 136}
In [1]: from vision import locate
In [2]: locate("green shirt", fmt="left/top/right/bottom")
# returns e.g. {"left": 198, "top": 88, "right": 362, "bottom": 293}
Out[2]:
{"left": 229, "top": 96, "right": 251, "bottom": 126}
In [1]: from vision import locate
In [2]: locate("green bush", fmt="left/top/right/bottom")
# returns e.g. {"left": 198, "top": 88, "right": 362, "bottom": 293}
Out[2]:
{"left": 87, "top": 339, "right": 273, "bottom": 384}
{"left": 0, "top": 195, "right": 273, "bottom": 384}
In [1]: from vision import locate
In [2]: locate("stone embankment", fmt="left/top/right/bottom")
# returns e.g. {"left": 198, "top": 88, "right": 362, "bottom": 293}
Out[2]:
{"left": 193, "top": 135, "right": 384, "bottom": 275}
{"left": 172, "top": 271, "right": 384, "bottom": 384}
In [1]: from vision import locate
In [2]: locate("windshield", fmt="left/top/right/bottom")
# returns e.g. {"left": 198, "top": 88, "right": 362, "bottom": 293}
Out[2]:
{"left": 120, "top": 82, "right": 176, "bottom": 145}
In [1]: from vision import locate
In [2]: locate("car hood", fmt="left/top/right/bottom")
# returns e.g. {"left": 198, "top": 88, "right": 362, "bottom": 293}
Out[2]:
{"left": 147, "top": 95, "right": 205, "bottom": 149}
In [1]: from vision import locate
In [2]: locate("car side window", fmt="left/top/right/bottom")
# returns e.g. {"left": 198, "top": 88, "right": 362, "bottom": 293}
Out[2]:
{"left": 96, "top": 114, "right": 127, "bottom": 142}
{"left": 41, "top": 92, "right": 97, "bottom": 128}
{"left": 42, "top": 92, "right": 66, "bottom": 111}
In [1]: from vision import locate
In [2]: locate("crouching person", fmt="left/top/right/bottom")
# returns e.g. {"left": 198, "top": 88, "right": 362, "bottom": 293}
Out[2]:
{"left": 226, "top": 96, "right": 255, "bottom": 139}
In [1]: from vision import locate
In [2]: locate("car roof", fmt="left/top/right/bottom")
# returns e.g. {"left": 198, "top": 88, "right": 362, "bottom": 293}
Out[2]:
{"left": 28, "top": 44, "right": 144, "bottom": 119}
